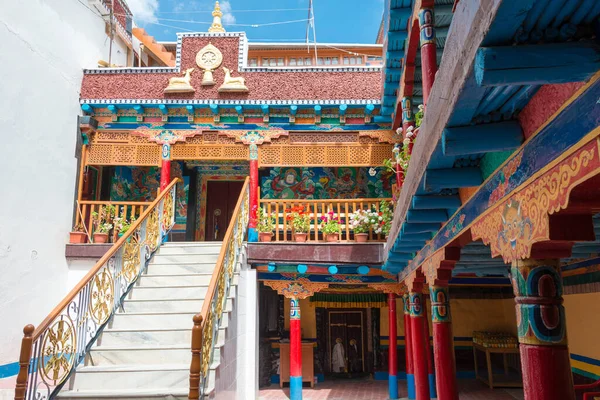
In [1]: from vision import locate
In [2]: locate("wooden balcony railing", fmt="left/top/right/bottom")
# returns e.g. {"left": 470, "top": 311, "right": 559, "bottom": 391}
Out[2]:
{"left": 14, "top": 179, "right": 179, "bottom": 400}
{"left": 75, "top": 201, "right": 152, "bottom": 242}
{"left": 258, "top": 198, "right": 392, "bottom": 242}
{"left": 189, "top": 177, "right": 249, "bottom": 399}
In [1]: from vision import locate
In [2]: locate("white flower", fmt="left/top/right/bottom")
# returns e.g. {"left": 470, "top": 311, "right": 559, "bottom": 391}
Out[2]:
{"left": 368, "top": 167, "right": 377, "bottom": 177}
{"left": 406, "top": 130, "right": 414, "bottom": 138}
{"left": 406, "top": 125, "right": 414, "bottom": 132}
{"left": 418, "top": 104, "right": 424, "bottom": 111}
{"left": 395, "top": 127, "right": 403, "bottom": 135}
{"left": 392, "top": 145, "right": 400, "bottom": 154}
{"left": 379, "top": 216, "right": 383, "bottom": 221}
{"left": 403, "top": 138, "right": 410, "bottom": 146}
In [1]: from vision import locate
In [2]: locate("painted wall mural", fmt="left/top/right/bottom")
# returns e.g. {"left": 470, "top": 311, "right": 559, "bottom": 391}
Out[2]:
{"left": 261, "top": 167, "right": 394, "bottom": 200}
{"left": 110, "top": 163, "right": 189, "bottom": 232}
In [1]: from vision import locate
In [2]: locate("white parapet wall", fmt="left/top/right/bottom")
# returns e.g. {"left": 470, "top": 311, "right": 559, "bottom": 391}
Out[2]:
{"left": 0, "top": 0, "right": 130, "bottom": 393}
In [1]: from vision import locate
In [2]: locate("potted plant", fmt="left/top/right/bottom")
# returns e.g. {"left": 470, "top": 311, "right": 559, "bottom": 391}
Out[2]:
{"left": 320, "top": 210, "right": 340, "bottom": 242}
{"left": 257, "top": 207, "right": 275, "bottom": 242}
{"left": 114, "top": 213, "right": 136, "bottom": 239}
{"left": 349, "top": 209, "right": 376, "bottom": 242}
{"left": 373, "top": 200, "right": 393, "bottom": 238}
{"left": 69, "top": 222, "right": 87, "bottom": 244}
{"left": 91, "top": 205, "right": 115, "bottom": 244}
{"left": 286, "top": 205, "right": 311, "bottom": 242}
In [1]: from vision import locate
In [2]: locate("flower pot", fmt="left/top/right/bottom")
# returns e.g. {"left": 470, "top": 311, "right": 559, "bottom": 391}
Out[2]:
{"left": 259, "top": 232, "right": 273, "bottom": 242}
{"left": 93, "top": 233, "right": 109, "bottom": 244}
{"left": 69, "top": 232, "right": 87, "bottom": 244}
{"left": 294, "top": 233, "right": 308, "bottom": 242}
{"left": 355, "top": 233, "right": 368, "bottom": 243}
{"left": 326, "top": 233, "right": 338, "bottom": 242}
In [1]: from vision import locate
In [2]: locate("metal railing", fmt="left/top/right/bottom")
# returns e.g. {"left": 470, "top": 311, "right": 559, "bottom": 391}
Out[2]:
{"left": 258, "top": 198, "right": 392, "bottom": 241}
{"left": 189, "top": 177, "right": 249, "bottom": 399}
{"left": 14, "top": 179, "right": 179, "bottom": 400}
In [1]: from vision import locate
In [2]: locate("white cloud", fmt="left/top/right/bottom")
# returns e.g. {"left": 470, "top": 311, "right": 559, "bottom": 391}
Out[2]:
{"left": 127, "top": 0, "right": 160, "bottom": 24}
{"left": 219, "top": 0, "right": 236, "bottom": 25}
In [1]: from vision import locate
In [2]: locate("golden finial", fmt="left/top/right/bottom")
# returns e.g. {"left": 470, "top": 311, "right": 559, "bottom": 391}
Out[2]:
{"left": 208, "top": 1, "right": 226, "bottom": 33}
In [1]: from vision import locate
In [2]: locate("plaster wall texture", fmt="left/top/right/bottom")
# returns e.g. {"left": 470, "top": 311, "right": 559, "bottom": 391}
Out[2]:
{"left": 0, "top": 0, "right": 129, "bottom": 382}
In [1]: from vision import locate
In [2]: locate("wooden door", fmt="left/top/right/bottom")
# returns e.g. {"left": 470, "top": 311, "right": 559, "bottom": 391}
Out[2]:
{"left": 327, "top": 310, "right": 365, "bottom": 375}
{"left": 205, "top": 181, "right": 244, "bottom": 241}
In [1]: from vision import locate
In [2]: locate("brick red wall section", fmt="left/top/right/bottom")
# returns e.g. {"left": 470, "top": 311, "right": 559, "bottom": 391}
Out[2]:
{"left": 80, "top": 36, "right": 382, "bottom": 101}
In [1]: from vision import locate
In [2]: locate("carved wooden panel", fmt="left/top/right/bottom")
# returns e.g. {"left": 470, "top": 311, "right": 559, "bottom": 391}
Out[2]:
{"left": 87, "top": 144, "right": 160, "bottom": 166}
{"left": 258, "top": 145, "right": 393, "bottom": 167}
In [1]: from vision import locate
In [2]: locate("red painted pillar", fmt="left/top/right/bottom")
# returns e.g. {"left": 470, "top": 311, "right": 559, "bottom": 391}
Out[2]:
{"left": 401, "top": 96, "right": 415, "bottom": 136}
{"left": 410, "top": 290, "right": 430, "bottom": 400}
{"left": 289, "top": 297, "right": 303, "bottom": 400}
{"left": 423, "top": 297, "right": 437, "bottom": 398}
{"left": 512, "top": 259, "right": 575, "bottom": 400}
{"left": 159, "top": 144, "right": 171, "bottom": 192}
{"left": 403, "top": 294, "right": 416, "bottom": 399}
{"left": 248, "top": 143, "right": 259, "bottom": 242}
{"left": 388, "top": 294, "right": 399, "bottom": 399}
{"left": 418, "top": 8, "right": 438, "bottom": 108}
{"left": 430, "top": 285, "right": 458, "bottom": 400}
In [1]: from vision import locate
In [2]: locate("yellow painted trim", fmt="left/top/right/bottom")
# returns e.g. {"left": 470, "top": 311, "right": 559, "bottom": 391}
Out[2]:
{"left": 571, "top": 359, "right": 600, "bottom": 376}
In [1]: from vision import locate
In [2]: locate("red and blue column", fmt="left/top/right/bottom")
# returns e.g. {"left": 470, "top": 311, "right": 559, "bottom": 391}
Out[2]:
{"left": 418, "top": 8, "right": 437, "bottom": 108}
{"left": 159, "top": 143, "right": 171, "bottom": 192}
{"left": 403, "top": 294, "right": 415, "bottom": 399}
{"left": 430, "top": 285, "right": 458, "bottom": 400}
{"left": 388, "top": 294, "right": 399, "bottom": 399}
{"left": 410, "top": 289, "right": 430, "bottom": 400}
{"left": 248, "top": 143, "right": 259, "bottom": 242}
{"left": 422, "top": 300, "right": 437, "bottom": 398}
{"left": 290, "top": 297, "right": 303, "bottom": 400}
{"left": 512, "top": 259, "right": 575, "bottom": 400}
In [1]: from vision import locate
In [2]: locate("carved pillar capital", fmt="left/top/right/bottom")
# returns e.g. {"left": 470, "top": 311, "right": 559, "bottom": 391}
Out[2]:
{"left": 263, "top": 281, "right": 328, "bottom": 299}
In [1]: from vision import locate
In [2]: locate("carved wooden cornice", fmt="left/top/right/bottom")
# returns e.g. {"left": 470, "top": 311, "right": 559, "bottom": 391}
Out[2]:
{"left": 263, "top": 280, "right": 328, "bottom": 299}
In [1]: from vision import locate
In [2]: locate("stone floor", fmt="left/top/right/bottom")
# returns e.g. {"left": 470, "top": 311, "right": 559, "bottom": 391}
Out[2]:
{"left": 258, "top": 378, "right": 524, "bottom": 400}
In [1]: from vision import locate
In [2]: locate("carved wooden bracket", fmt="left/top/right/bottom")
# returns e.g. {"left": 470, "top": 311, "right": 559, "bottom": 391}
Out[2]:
{"left": 367, "top": 282, "right": 407, "bottom": 295}
{"left": 132, "top": 127, "right": 202, "bottom": 145}
{"left": 472, "top": 139, "right": 600, "bottom": 263}
{"left": 263, "top": 281, "right": 328, "bottom": 299}
{"left": 423, "top": 247, "right": 460, "bottom": 287}
{"left": 405, "top": 269, "right": 426, "bottom": 293}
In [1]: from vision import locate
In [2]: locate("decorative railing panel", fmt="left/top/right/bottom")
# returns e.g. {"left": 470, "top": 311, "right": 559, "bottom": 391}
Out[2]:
{"left": 14, "top": 180, "right": 178, "bottom": 400}
{"left": 75, "top": 200, "right": 152, "bottom": 242}
{"left": 189, "top": 178, "right": 249, "bottom": 399}
{"left": 259, "top": 198, "right": 392, "bottom": 242}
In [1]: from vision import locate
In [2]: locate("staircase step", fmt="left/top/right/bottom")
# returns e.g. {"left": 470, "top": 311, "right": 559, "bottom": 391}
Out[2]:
{"left": 110, "top": 312, "right": 196, "bottom": 330}
{"left": 127, "top": 285, "right": 208, "bottom": 300}
{"left": 157, "top": 244, "right": 221, "bottom": 255}
{"left": 87, "top": 345, "right": 191, "bottom": 366}
{"left": 150, "top": 254, "right": 219, "bottom": 264}
{"left": 98, "top": 328, "right": 192, "bottom": 347}
{"left": 137, "top": 274, "right": 213, "bottom": 287}
{"left": 146, "top": 263, "right": 216, "bottom": 275}
{"left": 122, "top": 297, "right": 232, "bottom": 314}
{"left": 64, "top": 364, "right": 189, "bottom": 391}
{"left": 58, "top": 387, "right": 189, "bottom": 400}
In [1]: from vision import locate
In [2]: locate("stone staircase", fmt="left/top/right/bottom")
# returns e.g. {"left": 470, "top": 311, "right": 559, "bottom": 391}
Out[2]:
{"left": 58, "top": 242, "right": 235, "bottom": 400}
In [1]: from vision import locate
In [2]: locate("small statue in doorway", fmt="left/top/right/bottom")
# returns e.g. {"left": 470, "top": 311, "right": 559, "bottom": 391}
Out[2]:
{"left": 331, "top": 337, "right": 346, "bottom": 373}
{"left": 348, "top": 338, "right": 361, "bottom": 373}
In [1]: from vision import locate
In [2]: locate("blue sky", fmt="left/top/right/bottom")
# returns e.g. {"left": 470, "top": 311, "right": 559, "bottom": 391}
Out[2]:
{"left": 126, "top": 0, "right": 384, "bottom": 43}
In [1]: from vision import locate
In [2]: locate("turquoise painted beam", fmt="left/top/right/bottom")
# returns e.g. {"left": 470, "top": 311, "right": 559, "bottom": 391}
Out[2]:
{"left": 209, "top": 104, "right": 219, "bottom": 115}
{"left": 388, "top": 31, "right": 408, "bottom": 42}
{"left": 314, "top": 105, "right": 322, "bottom": 115}
{"left": 398, "top": 232, "right": 433, "bottom": 241}
{"left": 81, "top": 104, "right": 93, "bottom": 114}
{"left": 374, "top": 116, "right": 392, "bottom": 123}
{"left": 133, "top": 105, "right": 144, "bottom": 114}
{"left": 261, "top": 105, "right": 269, "bottom": 115}
{"left": 297, "top": 264, "right": 308, "bottom": 274}
{"left": 328, "top": 265, "right": 338, "bottom": 274}
{"left": 268, "top": 263, "right": 276, "bottom": 272}
{"left": 357, "top": 266, "right": 370, "bottom": 275}
{"left": 235, "top": 105, "right": 243, "bottom": 115}
{"left": 186, "top": 105, "right": 194, "bottom": 115}
{"left": 442, "top": 121, "right": 523, "bottom": 156}
{"left": 460, "top": 253, "right": 502, "bottom": 262}
{"left": 475, "top": 42, "right": 600, "bottom": 87}
{"left": 158, "top": 104, "right": 167, "bottom": 114}
{"left": 389, "top": 8, "right": 412, "bottom": 20}
{"left": 406, "top": 210, "right": 448, "bottom": 223}
{"left": 388, "top": 253, "right": 413, "bottom": 263}
{"left": 392, "top": 244, "right": 423, "bottom": 253}
{"left": 424, "top": 168, "right": 483, "bottom": 191}
{"left": 338, "top": 104, "right": 347, "bottom": 116}
{"left": 412, "top": 195, "right": 462, "bottom": 210}
{"left": 107, "top": 105, "right": 117, "bottom": 114}
{"left": 403, "top": 223, "right": 440, "bottom": 234}
{"left": 365, "top": 104, "right": 375, "bottom": 115}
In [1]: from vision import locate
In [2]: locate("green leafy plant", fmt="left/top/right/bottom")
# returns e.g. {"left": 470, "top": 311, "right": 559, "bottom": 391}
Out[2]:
{"left": 320, "top": 210, "right": 340, "bottom": 235}
{"left": 113, "top": 211, "right": 137, "bottom": 235}
{"left": 415, "top": 104, "right": 424, "bottom": 128}
{"left": 91, "top": 205, "right": 116, "bottom": 235}
{"left": 257, "top": 207, "right": 275, "bottom": 233}
{"left": 349, "top": 209, "right": 377, "bottom": 234}
{"left": 286, "top": 205, "right": 311, "bottom": 233}
{"left": 375, "top": 200, "right": 393, "bottom": 236}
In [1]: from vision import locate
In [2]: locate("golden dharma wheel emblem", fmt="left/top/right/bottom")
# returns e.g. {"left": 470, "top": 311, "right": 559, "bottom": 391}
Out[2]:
{"left": 196, "top": 43, "right": 223, "bottom": 86}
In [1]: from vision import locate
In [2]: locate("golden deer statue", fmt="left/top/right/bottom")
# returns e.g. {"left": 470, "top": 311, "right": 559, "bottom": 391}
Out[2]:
{"left": 164, "top": 68, "right": 195, "bottom": 93}
{"left": 218, "top": 67, "right": 248, "bottom": 92}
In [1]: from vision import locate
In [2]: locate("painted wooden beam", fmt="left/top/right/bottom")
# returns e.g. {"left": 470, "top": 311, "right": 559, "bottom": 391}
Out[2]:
{"left": 406, "top": 209, "right": 448, "bottom": 223}
{"left": 297, "top": 264, "right": 308, "bottom": 274}
{"left": 357, "top": 266, "right": 370, "bottom": 275}
{"left": 268, "top": 262, "right": 276, "bottom": 272}
{"left": 412, "top": 195, "right": 462, "bottom": 210}
{"left": 158, "top": 104, "right": 168, "bottom": 114}
{"left": 389, "top": 253, "right": 414, "bottom": 263}
{"left": 390, "top": 8, "right": 412, "bottom": 20}
{"left": 185, "top": 105, "right": 194, "bottom": 115}
{"left": 442, "top": 121, "right": 523, "bottom": 156}
{"left": 107, "top": 105, "right": 117, "bottom": 114}
{"left": 388, "top": 31, "right": 409, "bottom": 42}
{"left": 328, "top": 265, "right": 338, "bottom": 274}
{"left": 397, "top": 232, "right": 433, "bottom": 241}
{"left": 424, "top": 168, "right": 483, "bottom": 191}
{"left": 81, "top": 104, "right": 93, "bottom": 114}
{"left": 475, "top": 42, "right": 600, "bottom": 87}
{"left": 392, "top": 244, "right": 424, "bottom": 253}
{"left": 402, "top": 222, "right": 440, "bottom": 234}
{"left": 374, "top": 116, "right": 392, "bottom": 123}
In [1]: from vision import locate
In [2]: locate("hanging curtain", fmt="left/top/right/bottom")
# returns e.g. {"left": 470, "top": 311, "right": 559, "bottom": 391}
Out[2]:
{"left": 310, "top": 293, "right": 387, "bottom": 308}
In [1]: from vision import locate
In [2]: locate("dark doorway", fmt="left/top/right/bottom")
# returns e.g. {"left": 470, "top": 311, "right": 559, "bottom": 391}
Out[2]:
{"left": 326, "top": 309, "right": 367, "bottom": 378}
{"left": 205, "top": 180, "right": 244, "bottom": 241}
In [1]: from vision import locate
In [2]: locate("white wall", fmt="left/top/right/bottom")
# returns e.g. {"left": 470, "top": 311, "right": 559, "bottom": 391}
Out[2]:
{"left": 0, "top": 0, "right": 128, "bottom": 389}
